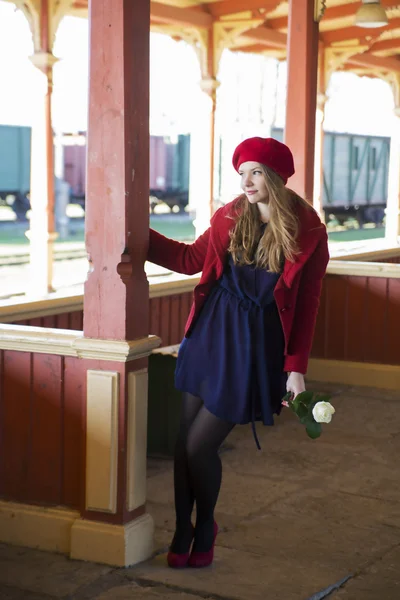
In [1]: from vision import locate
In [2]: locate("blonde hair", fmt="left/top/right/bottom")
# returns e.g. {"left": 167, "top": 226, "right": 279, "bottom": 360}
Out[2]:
{"left": 229, "top": 164, "right": 312, "bottom": 272}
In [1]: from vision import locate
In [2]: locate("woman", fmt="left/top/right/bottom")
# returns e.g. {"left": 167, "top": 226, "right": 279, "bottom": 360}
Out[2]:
{"left": 147, "top": 137, "right": 329, "bottom": 569}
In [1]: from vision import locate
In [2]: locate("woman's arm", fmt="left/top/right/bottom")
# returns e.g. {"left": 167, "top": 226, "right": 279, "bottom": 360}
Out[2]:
{"left": 284, "top": 229, "right": 330, "bottom": 375}
{"left": 147, "top": 227, "right": 210, "bottom": 275}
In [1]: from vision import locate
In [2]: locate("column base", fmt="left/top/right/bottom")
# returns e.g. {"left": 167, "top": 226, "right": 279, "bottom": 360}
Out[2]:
{"left": 70, "top": 513, "right": 154, "bottom": 567}
{"left": 308, "top": 358, "right": 400, "bottom": 390}
{"left": 0, "top": 500, "right": 79, "bottom": 553}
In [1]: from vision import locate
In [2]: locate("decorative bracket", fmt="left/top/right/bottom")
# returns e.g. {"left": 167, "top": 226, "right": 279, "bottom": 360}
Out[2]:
{"left": 13, "top": 0, "right": 74, "bottom": 53}
{"left": 314, "top": 0, "right": 327, "bottom": 22}
{"left": 151, "top": 18, "right": 264, "bottom": 97}
{"left": 212, "top": 19, "right": 263, "bottom": 75}
{"left": 324, "top": 45, "right": 369, "bottom": 84}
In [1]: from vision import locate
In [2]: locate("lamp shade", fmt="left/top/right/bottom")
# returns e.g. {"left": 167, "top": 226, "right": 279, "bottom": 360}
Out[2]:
{"left": 355, "top": 0, "right": 388, "bottom": 28}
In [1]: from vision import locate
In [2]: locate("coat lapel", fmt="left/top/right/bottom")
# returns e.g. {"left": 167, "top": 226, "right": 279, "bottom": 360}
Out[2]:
{"left": 282, "top": 224, "right": 325, "bottom": 288}
{"left": 210, "top": 199, "right": 325, "bottom": 288}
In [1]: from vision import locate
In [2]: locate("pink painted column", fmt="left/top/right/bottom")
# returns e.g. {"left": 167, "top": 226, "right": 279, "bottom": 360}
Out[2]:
{"left": 28, "top": 0, "right": 58, "bottom": 295}
{"left": 70, "top": 0, "right": 160, "bottom": 567}
{"left": 284, "top": 0, "right": 320, "bottom": 202}
{"left": 83, "top": 0, "right": 150, "bottom": 340}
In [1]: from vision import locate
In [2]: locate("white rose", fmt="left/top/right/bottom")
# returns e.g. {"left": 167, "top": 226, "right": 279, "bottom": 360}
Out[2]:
{"left": 312, "top": 401, "right": 335, "bottom": 424}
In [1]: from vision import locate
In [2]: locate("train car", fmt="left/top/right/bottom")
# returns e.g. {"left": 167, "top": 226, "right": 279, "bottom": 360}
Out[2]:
{"left": 148, "top": 134, "right": 190, "bottom": 212}
{"left": 271, "top": 127, "right": 389, "bottom": 226}
{"left": 0, "top": 125, "right": 31, "bottom": 219}
{"left": 0, "top": 123, "right": 389, "bottom": 225}
{"left": 0, "top": 126, "right": 190, "bottom": 218}
{"left": 63, "top": 132, "right": 190, "bottom": 213}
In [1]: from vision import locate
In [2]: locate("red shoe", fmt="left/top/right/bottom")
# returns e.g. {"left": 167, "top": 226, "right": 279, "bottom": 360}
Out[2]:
{"left": 188, "top": 521, "right": 218, "bottom": 568}
{"left": 167, "top": 525, "right": 195, "bottom": 569}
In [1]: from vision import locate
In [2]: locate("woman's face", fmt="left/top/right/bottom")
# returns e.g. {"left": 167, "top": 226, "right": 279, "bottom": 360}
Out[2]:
{"left": 238, "top": 161, "right": 268, "bottom": 204}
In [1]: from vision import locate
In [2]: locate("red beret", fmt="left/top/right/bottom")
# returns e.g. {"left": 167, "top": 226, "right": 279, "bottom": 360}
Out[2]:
{"left": 232, "top": 137, "right": 295, "bottom": 184}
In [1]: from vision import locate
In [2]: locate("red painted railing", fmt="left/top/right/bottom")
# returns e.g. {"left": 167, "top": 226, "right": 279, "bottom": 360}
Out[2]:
{"left": 0, "top": 352, "right": 84, "bottom": 509}
{"left": 1, "top": 261, "right": 400, "bottom": 509}
{"left": 313, "top": 273, "right": 400, "bottom": 364}
{"left": 9, "top": 293, "right": 193, "bottom": 348}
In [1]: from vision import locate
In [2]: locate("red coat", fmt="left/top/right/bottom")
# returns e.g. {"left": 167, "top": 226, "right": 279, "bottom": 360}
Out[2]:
{"left": 148, "top": 199, "right": 329, "bottom": 374}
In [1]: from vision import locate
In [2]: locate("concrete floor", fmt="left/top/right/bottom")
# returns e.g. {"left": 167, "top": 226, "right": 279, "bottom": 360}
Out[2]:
{"left": 1, "top": 380, "right": 399, "bottom": 600}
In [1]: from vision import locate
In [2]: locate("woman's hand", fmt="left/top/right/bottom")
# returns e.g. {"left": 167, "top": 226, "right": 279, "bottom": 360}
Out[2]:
{"left": 286, "top": 371, "right": 306, "bottom": 399}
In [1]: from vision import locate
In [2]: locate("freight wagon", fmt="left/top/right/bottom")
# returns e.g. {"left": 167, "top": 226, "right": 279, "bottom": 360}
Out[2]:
{"left": 271, "top": 127, "right": 389, "bottom": 226}
{"left": 0, "top": 126, "right": 190, "bottom": 219}
{"left": 0, "top": 125, "right": 31, "bottom": 219}
{"left": 0, "top": 124, "right": 389, "bottom": 226}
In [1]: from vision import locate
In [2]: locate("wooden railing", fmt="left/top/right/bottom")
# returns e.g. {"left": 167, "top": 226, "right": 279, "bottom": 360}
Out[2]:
{"left": 313, "top": 261, "right": 400, "bottom": 365}
{"left": 1, "top": 273, "right": 199, "bottom": 347}
{"left": 1, "top": 258, "right": 400, "bottom": 510}
{"left": 2, "top": 256, "right": 400, "bottom": 363}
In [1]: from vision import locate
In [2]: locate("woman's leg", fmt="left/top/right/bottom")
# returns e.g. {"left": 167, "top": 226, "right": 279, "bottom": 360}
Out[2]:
{"left": 169, "top": 392, "right": 203, "bottom": 554}
{"left": 186, "top": 405, "right": 235, "bottom": 552}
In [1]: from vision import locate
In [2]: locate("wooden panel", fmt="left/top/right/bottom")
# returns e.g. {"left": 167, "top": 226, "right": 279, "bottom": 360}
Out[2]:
{"left": 0, "top": 350, "right": 3, "bottom": 496}
{"left": 70, "top": 311, "right": 83, "bottom": 330}
{"left": 386, "top": 278, "right": 400, "bottom": 365}
{"left": 149, "top": 296, "right": 161, "bottom": 338}
{"left": 28, "top": 354, "right": 63, "bottom": 504}
{"left": 29, "top": 317, "right": 43, "bottom": 327}
{"left": 1, "top": 351, "right": 32, "bottom": 502}
{"left": 364, "top": 277, "right": 388, "bottom": 363}
{"left": 159, "top": 297, "right": 171, "bottom": 347}
{"left": 310, "top": 277, "right": 327, "bottom": 357}
{"left": 42, "top": 315, "right": 57, "bottom": 328}
{"left": 346, "top": 276, "right": 368, "bottom": 362}
{"left": 375, "top": 257, "right": 400, "bottom": 264}
{"left": 57, "top": 313, "right": 70, "bottom": 330}
{"left": 63, "top": 357, "right": 85, "bottom": 509}
{"left": 312, "top": 273, "right": 400, "bottom": 366}
{"left": 86, "top": 370, "right": 119, "bottom": 513}
{"left": 169, "top": 295, "right": 181, "bottom": 346}
{"left": 180, "top": 292, "right": 192, "bottom": 340}
{"left": 323, "top": 275, "right": 348, "bottom": 360}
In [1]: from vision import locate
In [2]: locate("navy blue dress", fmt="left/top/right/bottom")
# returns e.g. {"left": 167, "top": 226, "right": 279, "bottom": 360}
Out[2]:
{"left": 174, "top": 249, "right": 287, "bottom": 448}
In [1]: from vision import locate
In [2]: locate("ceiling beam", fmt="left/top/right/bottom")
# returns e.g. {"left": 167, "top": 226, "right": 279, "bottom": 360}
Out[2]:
{"left": 239, "top": 24, "right": 286, "bottom": 48}
{"left": 346, "top": 52, "right": 400, "bottom": 72}
{"left": 268, "top": 0, "right": 398, "bottom": 30}
{"left": 232, "top": 43, "right": 274, "bottom": 53}
{"left": 367, "top": 37, "right": 400, "bottom": 53}
{"left": 323, "top": 0, "right": 397, "bottom": 22}
{"left": 322, "top": 18, "right": 400, "bottom": 45}
{"left": 206, "top": 0, "right": 279, "bottom": 19}
{"left": 150, "top": 2, "right": 212, "bottom": 29}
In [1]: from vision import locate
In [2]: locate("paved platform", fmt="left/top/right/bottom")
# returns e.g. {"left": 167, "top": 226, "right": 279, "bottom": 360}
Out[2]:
{"left": 0, "top": 380, "right": 399, "bottom": 599}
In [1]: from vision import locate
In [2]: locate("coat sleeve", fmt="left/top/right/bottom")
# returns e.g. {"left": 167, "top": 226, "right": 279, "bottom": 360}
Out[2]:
{"left": 283, "top": 228, "right": 330, "bottom": 374}
{"left": 147, "top": 227, "right": 210, "bottom": 275}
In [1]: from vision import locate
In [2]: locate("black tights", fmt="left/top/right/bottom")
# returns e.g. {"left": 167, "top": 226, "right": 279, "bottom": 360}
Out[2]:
{"left": 170, "top": 392, "right": 235, "bottom": 554}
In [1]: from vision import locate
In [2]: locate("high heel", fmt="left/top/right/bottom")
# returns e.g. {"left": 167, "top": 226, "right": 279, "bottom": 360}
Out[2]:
{"left": 188, "top": 521, "right": 218, "bottom": 568}
{"left": 167, "top": 524, "right": 195, "bottom": 569}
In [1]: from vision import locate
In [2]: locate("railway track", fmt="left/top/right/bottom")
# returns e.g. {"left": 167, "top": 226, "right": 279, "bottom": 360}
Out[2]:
{"left": 0, "top": 246, "right": 87, "bottom": 267}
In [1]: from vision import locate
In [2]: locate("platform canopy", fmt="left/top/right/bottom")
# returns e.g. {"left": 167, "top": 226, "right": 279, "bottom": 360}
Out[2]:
{"left": 8, "top": 0, "right": 400, "bottom": 79}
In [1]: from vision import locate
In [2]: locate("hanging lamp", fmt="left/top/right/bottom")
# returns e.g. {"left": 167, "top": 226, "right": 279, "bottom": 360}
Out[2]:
{"left": 354, "top": 0, "right": 388, "bottom": 28}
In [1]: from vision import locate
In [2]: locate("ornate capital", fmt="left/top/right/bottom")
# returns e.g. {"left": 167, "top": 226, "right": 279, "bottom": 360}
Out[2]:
{"left": 314, "top": 0, "right": 327, "bottom": 22}
{"left": 199, "top": 77, "right": 220, "bottom": 100}
{"left": 14, "top": 0, "right": 74, "bottom": 53}
{"left": 29, "top": 51, "right": 59, "bottom": 86}
{"left": 317, "top": 92, "right": 328, "bottom": 111}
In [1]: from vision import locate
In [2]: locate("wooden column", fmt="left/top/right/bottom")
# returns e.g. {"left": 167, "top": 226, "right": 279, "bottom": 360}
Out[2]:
{"left": 189, "top": 26, "right": 220, "bottom": 236}
{"left": 70, "top": 0, "right": 161, "bottom": 567}
{"left": 386, "top": 105, "right": 400, "bottom": 244}
{"left": 191, "top": 76, "right": 219, "bottom": 236}
{"left": 313, "top": 45, "right": 327, "bottom": 220}
{"left": 284, "top": 0, "right": 320, "bottom": 202}
{"left": 83, "top": 0, "right": 150, "bottom": 341}
{"left": 27, "top": 0, "right": 58, "bottom": 296}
